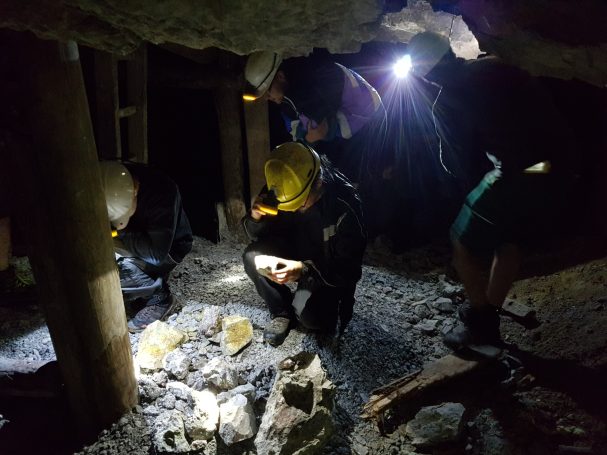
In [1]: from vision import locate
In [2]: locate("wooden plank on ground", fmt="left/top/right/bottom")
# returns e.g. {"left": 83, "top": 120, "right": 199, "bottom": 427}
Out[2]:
{"left": 361, "top": 354, "right": 483, "bottom": 422}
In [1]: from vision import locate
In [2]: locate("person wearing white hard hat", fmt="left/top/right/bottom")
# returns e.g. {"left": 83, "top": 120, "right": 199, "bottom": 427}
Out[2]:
{"left": 244, "top": 51, "right": 387, "bottom": 184}
{"left": 100, "top": 161, "right": 193, "bottom": 332}
{"left": 406, "top": 31, "right": 577, "bottom": 351}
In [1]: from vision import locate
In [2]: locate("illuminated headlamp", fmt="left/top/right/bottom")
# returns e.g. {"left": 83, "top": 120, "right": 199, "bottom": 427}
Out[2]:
{"left": 393, "top": 54, "right": 412, "bottom": 78}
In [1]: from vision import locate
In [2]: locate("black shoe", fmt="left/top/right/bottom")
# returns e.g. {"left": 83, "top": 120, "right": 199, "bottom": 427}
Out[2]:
{"left": 263, "top": 317, "right": 292, "bottom": 347}
{"left": 128, "top": 293, "right": 177, "bottom": 333}
{"left": 443, "top": 302, "right": 502, "bottom": 351}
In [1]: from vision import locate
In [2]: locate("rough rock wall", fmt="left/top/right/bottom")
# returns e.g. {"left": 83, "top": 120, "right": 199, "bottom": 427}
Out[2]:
{"left": 0, "top": 0, "right": 605, "bottom": 86}
{"left": 0, "top": 0, "right": 382, "bottom": 56}
{"left": 438, "top": 0, "right": 607, "bottom": 87}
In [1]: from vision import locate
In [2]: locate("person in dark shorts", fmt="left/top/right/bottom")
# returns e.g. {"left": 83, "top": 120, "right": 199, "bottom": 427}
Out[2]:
{"left": 406, "top": 32, "right": 576, "bottom": 349}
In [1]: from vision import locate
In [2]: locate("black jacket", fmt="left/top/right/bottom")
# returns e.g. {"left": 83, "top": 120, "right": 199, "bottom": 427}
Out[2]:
{"left": 117, "top": 164, "right": 193, "bottom": 271}
{"left": 243, "top": 168, "right": 367, "bottom": 289}
{"left": 429, "top": 57, "right": 575, "bottom": 179}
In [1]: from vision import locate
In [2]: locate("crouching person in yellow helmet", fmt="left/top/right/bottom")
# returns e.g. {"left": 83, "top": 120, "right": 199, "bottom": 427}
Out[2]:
{"left": 242, "top": 142, "right": 367, "bottom": 346}
{"left": 99, "top": 161, "right": 193, "bottom": 332}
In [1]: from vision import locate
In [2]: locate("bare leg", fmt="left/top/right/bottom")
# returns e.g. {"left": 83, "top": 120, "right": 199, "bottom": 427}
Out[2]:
{"left": 452, "top": 238, "right": 490, "bottom": 309}
{"left": 0, "top": 217, "right": 10, "bottom": 272}
{"left": 487, "top": 243, "right": 521, "bottom": 308}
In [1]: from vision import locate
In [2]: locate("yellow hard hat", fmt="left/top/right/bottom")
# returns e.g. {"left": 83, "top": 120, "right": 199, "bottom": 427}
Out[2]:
{"left": 264, "top": 142, "right": 321, "bottom": 212}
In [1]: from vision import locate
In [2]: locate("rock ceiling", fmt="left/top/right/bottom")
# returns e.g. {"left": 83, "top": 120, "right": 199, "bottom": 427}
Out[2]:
{"left": 0, "top": 0, "right": 605, "bottom": 86}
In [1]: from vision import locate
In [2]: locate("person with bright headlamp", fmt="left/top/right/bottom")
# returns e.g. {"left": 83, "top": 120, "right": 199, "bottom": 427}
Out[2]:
{"left": 242, "top": 142, "right": 367, "bottom": 346}
{"left": 406, "top": 31, "right": 576, "bottom": 351}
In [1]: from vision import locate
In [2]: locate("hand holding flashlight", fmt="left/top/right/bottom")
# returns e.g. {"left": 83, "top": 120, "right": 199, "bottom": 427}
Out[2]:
{"left": 251, "top": 190, "right": 279, "bottom": 220}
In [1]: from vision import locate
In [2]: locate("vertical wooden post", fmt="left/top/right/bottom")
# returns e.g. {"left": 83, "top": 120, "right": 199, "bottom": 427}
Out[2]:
{"left": 11, "top": 35, "right": 137, "bottom": 438}
{"left": 126, "top": 44, "right": 148, "bottom": 163}
{"left": 94, "top": 50, "right": 121, "bottom": 159}
{"left": 214, "top": 86, "right": 247, "bottom": 241}
{"left": 244, "top": 99, "right": 271, "bottom": 200}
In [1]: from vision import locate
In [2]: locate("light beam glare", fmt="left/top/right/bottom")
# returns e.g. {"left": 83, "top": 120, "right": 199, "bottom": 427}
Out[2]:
{"left": 393, "top": 55, "right": 412, "bottom": 78}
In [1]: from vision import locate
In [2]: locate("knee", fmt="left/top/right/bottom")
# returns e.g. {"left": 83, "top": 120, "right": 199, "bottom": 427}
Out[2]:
{"left": 243, "top": 242, "right": 267, "bottom": 278}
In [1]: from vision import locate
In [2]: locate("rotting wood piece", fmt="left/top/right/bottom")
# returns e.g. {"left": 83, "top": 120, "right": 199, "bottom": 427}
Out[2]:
{"left": 361, "top": 354, "right": 485, "bottom": 431}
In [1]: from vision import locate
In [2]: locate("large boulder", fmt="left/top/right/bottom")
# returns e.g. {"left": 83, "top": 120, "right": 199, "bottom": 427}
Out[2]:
{"left": 255, "top": 352, "right": 335, "bottom": 455}
{"left": 136, "top": 321, "right": 187, "bottom": 370}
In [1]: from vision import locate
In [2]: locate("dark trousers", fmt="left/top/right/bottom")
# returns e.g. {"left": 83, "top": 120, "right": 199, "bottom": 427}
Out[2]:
{"left": 115, "top": 253, "right": 176, "bottom": 303}
{"left": 243, "top": 239, "right": 354, "bottom": 332}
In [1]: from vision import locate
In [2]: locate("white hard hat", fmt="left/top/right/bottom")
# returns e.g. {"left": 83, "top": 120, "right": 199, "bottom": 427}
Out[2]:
{"left": 243, "top": 51, "right": 282, "bottom": 100}
{"left": 99, "top": 161, "right": 135, "bottom": 229}
{"left": 407, "top": 32, "right": 451, "bottom": 77}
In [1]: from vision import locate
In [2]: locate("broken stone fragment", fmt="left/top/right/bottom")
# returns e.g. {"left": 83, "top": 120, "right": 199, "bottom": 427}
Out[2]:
{"left": 414, "top": 320, "right": 438, "bottom": 335}
{"left": 201, "top": 357, "right": 239, "bottom": 391}
{"left": 406, "top": 402, "right": 465, "bottom": 447}
{"left": 138, "top": 376, "right": 164, "bottom": 403}
{"left": 154, "top": 410, "right": 190, "bottom": 453}
{"left": 163, "top": 349, "right": 191, "bottom": 380}
{"left": 199, "top": 306, "right": 223, "bottom": 338}
{"left": 166, "top": 381, "right": 192, "bottom": 402}
{"left": 219, "top": 393, "right": 257, "bottom": 446}
{"left": 221, "top": 315, "right": 253, "bottom": 356}
{"left": 185, "top": 389, "right": 219, "bottom": 441}
{"left": 255, "top": 352, "right": 335, "bottom": 455}
{"left": 433, "top": 297, "right": 455, "bottom": 313}
{"left": 217, "top": 383, "right": 256, "bottom": 405}
{"left": 136, "top": 321, "right": 187, "bottom": 370}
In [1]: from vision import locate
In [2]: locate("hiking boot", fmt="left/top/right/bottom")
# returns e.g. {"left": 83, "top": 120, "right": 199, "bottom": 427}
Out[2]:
{"left": 128, "top": 293, "right": 177, "bottom": 333}
{"left": 263, "top": 316, "right": 292, "bottom": 346}
{"left": 443, "top": 302, "right": 502, "bottom": 351}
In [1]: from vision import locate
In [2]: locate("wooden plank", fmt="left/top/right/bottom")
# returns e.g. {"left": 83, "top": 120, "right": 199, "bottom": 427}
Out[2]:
{"left": 361, "top": 354, "right": 483, "bottom": 421}
{"left": 126, "top": 44, "right": 148, "bottom": 163}
{"left": 94, "top": 50, "right": 121, "bottom": 159}
{"left": 244, "top": 98, "right": 271, "bottom": 201}
{"left": 8, "top": 36, "right": 138, "bottom": 439}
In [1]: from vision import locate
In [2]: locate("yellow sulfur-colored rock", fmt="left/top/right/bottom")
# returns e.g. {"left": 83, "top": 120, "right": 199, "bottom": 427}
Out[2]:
{"left": 221, "top": 315, "right": 253, "bottom": 356}
{"left": 136, "top": 320, "right": 187, "bottom": 370}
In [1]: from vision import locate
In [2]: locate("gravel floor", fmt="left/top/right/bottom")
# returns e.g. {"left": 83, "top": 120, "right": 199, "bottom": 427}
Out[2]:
{"left": 1, "top": 236, "right": 606, "bottom": 454}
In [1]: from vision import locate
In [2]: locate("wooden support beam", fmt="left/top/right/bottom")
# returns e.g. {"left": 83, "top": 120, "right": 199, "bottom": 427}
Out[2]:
{"left": 7, "top": 35, "right": 137, "bottom": 440}
{"left": 94, "top": 50, "right": 121, "bottom": 160}
{"left": 243, "top": 98, "right": 271, "bottom": 201}
{"left": 126, "top": 44, "right": 148, "bottom": 163}
{"left": 214, "top": 86, "right": 247, "bottom": 241}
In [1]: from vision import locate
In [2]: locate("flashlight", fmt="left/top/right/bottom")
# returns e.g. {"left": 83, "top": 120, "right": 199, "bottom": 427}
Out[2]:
{"left": 393, "top": 54, "right": 412, "bottom": 78}
{"left": 258, "top": 190, "right": 279, "bottom": 216}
